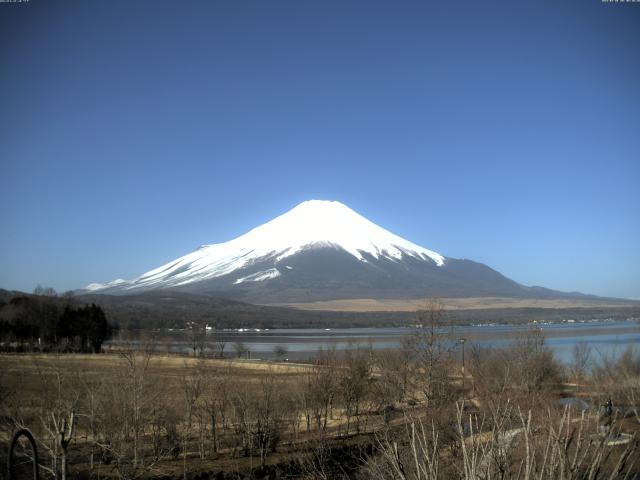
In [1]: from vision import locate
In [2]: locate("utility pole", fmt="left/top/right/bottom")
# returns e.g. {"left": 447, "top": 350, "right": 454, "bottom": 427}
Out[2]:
{"left": 459, "top": 338, "right": 466, "bottom": 398}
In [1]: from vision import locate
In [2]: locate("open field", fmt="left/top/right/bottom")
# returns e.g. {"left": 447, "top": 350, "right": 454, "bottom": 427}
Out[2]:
{"left": 0, "top": 350, "right": 422, "bottom": 479}
{"left": 2, "top": 333, "right": 640, "bottom": 479}
{"left": 270, "top": 296, "right": 640, "bottom": 312}
{"left": 0, "top": 353, "right": 313, "bottom": 415}
{"left": 0, "top": 352, "right": 312, "bottom": 380}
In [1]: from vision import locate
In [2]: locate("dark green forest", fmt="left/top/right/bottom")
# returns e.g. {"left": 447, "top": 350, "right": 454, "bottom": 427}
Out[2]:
{"left": 0, "top": 289, "right": 114, "bottom": 352}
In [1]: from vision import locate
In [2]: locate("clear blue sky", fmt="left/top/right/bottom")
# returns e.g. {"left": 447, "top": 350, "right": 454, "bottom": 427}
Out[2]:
{"left": 1, "top": 0, "right": 638, "bottom": 299}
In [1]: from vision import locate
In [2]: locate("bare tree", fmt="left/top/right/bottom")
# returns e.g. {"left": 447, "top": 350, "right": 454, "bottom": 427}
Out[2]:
{"left": 180, "top": 361, "right": 203, "bottom": 477}
{"left": 202, "top": 362, "right": 232, "bottom": 453}
{"left": 304, "top": 348, "right": 338, "bottom": 432}
{"left": 187, "top": 321, "right": 206, "bottom": 357}
{"left": 118, "top": 344, "right": 157, "bottom": 469}
{"left": 228, "top": 370, "right": 288, "bottom": 467}
{"left": 339, "top": 344, "right": 372, "bottom": 435}
{"left": 273, "top": 344, "right": 288, "bottom": 361}
{"left": 33, "top": 284, "right": 57, "bottom": 297}
{"left": 79, "top": 373, "right": 100, "bottom": 471}
{"left": 570, "top": 341, "right": 592, "bottom": 383}
{"left": 408, "top": 298, "right": 455, "bottom": 408}
{"left": 593, "top": 345, "right": 640, "bottom": 424}
{"left": 368, "top": 401, "right": 640, "bottom": 480}
{"left": 471, "top": 329, "right": 561, "bottom": 415}
{"left": 469, "top": 345, "right": 514, "bottom": 414}
{"left": 211, "top": 329, "right": 227, "bottom": 358}
{"left": 373, "top": 348, "right": 412, "bottom": 419}
{"left": 253, "top": 373, "right": 287, "bottom": 466}
{"left": 233, "top": 341, "right": 249, "bottom": 359}
{"left": 367, "top": 416, "right": 440, "bottom": 480}
{"left": 30, "top": 360, "right": 79, "bottom": 480}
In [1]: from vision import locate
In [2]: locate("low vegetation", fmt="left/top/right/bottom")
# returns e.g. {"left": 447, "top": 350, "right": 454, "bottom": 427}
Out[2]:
{"left": 0, "top": 300, "right": 639, "bottom": 479}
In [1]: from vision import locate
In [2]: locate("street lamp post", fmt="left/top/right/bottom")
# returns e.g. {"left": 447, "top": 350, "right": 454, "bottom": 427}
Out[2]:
{"left": 459, "top": 338, "right": 466, "bottom": 397}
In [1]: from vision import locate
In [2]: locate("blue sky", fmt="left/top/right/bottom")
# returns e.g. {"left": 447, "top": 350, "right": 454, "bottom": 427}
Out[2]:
{"left": 1, "top": 0, "right": 638, "bottom": 298}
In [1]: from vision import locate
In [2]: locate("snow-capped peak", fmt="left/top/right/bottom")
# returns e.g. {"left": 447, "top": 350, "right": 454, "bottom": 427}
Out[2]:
{"left": 85, "top": 200, "right": 445, "bottom": 292}
{"left": 231, "top": 200, "right": 445, "bottom": 265}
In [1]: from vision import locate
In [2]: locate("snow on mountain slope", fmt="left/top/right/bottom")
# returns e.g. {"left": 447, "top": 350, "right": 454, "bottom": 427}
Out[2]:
{"left": 234, "top": 268, "right": 281, "bottom": 285}
{"left": 85, "top": 279, "right": 127, "bottom": 291}
{"left": 86, "top": 200, "right": 445, "bottom": 292}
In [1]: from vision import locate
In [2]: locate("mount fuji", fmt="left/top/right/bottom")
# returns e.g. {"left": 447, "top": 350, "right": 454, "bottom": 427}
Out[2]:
{"left": 83, "top": 200, "right": 586, "bottom": 303}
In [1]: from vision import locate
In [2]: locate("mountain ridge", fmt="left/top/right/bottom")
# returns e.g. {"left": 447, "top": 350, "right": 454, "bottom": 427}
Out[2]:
{"left": 82, "top": 200, "right": 607, "bottom": 303}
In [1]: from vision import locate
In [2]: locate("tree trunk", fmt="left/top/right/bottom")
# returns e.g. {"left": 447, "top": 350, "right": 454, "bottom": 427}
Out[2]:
{"left": 211, "top": 414, "right": 218, "bottom": 453}
{"left": 60, "top": 449, "right": 67, "bottom": 480}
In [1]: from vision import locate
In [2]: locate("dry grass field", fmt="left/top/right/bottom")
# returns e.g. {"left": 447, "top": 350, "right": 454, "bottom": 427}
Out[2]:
{"left": 0, "top": 350, "right": 409, "bottom": 479}
{"left": 1, "top": 329, "right": 639, "bottom": 480}
{"left": 0, "top": 352, "right": 314, "bottom": 439}
{"left": 269, "top": 296, "right": 638, "bottom": 312}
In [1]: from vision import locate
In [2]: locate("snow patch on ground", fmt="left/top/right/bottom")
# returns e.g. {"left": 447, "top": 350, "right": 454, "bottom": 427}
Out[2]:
{"left": 234, "top": 268, "right": 281, "bottom": 284}
{"left": 85, "top": 279, "right": 127, "bottom": 291}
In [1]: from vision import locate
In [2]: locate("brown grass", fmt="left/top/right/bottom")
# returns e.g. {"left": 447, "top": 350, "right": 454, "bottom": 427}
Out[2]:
{"left": 267, "top": 296, "right": 637, "bottom": 312}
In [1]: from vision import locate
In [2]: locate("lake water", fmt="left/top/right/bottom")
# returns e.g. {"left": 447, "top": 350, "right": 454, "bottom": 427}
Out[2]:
{"left": 110, "top": 318, "right": 640, "bottom": 364}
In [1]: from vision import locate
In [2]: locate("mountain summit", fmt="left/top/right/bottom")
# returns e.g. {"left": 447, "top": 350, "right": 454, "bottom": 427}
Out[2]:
{"left": 84, "top": 200, "right": 581, "bottom": 302}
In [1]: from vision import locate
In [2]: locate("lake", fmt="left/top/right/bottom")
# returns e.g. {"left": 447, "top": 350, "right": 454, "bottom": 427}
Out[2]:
{"left": 108, "top": 318, "right": 640, "bottom": 364}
